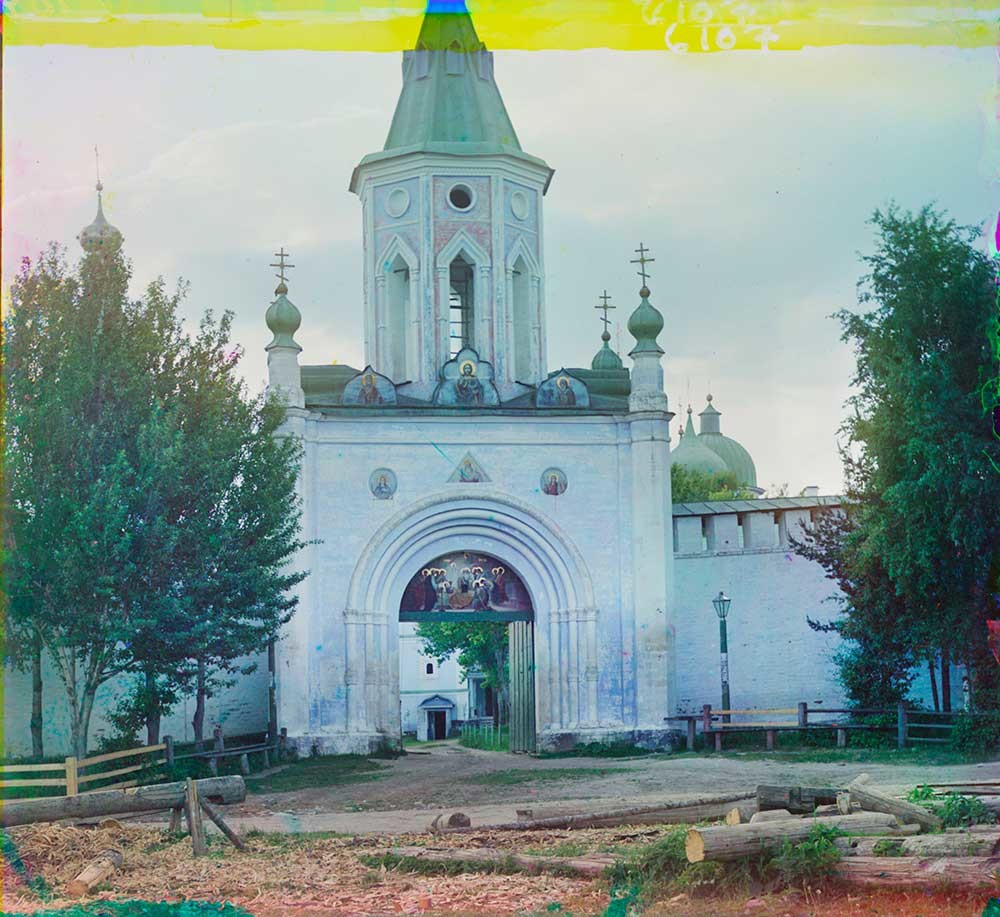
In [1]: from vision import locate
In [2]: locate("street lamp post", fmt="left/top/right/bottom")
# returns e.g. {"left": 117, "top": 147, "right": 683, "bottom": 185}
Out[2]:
{"left": 713, "top": 591, "right": 732, "bottom": 723}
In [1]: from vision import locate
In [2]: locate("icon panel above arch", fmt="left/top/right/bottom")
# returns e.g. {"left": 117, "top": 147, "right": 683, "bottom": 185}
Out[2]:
{"left": 536, "top": 369, "right": 590, "bottom": 409}
{"left": 342, "top": 365, "right": 398, "bottom": 406}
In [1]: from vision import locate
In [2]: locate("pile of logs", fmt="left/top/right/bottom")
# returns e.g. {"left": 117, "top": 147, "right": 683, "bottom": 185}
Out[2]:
{"left": 685, "top": 774, "right": 1000, "bottom": 889}
{"left": 4, "top": 775, "right": 248, "bottom": 898}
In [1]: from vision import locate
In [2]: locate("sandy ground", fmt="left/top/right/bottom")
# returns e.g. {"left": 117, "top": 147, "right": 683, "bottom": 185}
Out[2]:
{"left": 160, "top": 741, "right": 1000, "bottom": 834}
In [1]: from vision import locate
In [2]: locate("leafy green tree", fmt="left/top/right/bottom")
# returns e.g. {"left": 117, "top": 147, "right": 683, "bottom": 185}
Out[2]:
{"left": 416, "top": 622, "right": 509, "bottom": 723}
{"left": 812, "top": 204, "right": 1000, "bottom": 711}
{"left": 670, "top": 464, "right": 756, "bottom": 502}
{"left": 5, "top": 237, "right": 306, "bottom": 754}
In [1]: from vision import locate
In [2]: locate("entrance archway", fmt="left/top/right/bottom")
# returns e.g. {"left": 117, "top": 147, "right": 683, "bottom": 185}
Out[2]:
{"left": 398, "top": 551, "right": 536, "bottom": 752}
{"left": 342, "top": 489, "right": 599, "bottom": 753}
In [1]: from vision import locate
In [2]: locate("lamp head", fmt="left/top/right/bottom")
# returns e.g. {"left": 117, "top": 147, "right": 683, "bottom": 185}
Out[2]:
{"left": 713, "top": 591, "right": 732, "bottom": 619}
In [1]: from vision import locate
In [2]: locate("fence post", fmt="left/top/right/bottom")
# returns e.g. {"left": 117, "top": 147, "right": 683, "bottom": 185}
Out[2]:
{"left": 686, "top": 718, "right": 696, "bottom": 751}
{"left": 64, "top": 757, "right": 79, "bottom": 796}
{"left": 240, "top": 753, "right": 250, "bottom": 776}
{"left": 701, "top": 704, "right": 712, "bottom": 735}
{"left": 279, "top": 727, "right": 287, "bottom": 761}
{"left": 164, "top": 735, "right": 175, "bottom": 767}
{"left": 897, "top": 701, "right": 908, "bottom": 749}
{"left": 797, "top": 702, "right": 808, "bottom": 728}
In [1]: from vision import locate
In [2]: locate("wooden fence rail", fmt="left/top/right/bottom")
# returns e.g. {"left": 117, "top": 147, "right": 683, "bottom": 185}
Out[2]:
{"left": 667, "top": 701, "right": 960, "bottom": 752}
{"left": 2, "top": 726, "right": 288, "bottom": 798}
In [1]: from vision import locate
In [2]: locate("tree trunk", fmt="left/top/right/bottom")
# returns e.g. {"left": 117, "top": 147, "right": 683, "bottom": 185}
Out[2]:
{"left": 834, "top": 856, "right": 1000, "bottom": 888}
{"left": 145, "top": 669, "right": 161, "bottom": 745}
{"left": 1, "top": 775, "right": 246, "bottom": 828}
{"left": 941, "top": 647, "right": 952, "bottom": 713}
{"left": 756, "top": 785, "right": 842, "bottom": 814}
{"left": 193, "top": 657, "right": 207, "bottom": 748}
{"left": 835, "top": 832, "right": 1000, "bottom": 857}
{"left": 388, "top": 845, "right": 616, "bottom": 878}
{"left": 847, "top": 777, "right": 943, "bottom": 831}
{"left": 30, "top": 631, "right": 44, "bottom": 759}
{"left": 928, "top": 655, "right": 940, "bottom": 712}
{"left": 686, "top": 813, "right": 905, "bottom": 863}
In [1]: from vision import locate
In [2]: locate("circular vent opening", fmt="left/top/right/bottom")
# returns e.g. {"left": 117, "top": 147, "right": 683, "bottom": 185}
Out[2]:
{"left": 448, "top": 183, "right": 474, "bottom": 212}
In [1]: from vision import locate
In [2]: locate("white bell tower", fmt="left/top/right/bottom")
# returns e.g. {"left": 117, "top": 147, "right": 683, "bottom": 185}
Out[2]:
{"left": 349, "top": 1, "right": 554, "bottom": 393}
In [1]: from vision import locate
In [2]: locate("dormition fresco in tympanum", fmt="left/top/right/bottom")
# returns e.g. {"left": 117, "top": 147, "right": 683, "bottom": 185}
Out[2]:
{"left": 399, "top": 552, "right": 532, "bottom": 614}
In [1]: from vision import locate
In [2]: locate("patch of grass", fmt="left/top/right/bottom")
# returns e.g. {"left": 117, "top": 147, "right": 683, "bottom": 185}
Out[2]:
{"left": 933, "top": 793, "right": 995, "bottom": 828}
{"left": 468, "top": 766, "right": 626, "bottom": 786}
{"left": 523, "top": 840, "right": 589, "bottom": 857}
{"left": 244, "top": 755, "right": 388, "bottom": 794}
{"left": 537, "top": 741, "right": 652, "bottom": 759}
{"left": 668, "top": 745, "right": 980, "bottom": 765}
{"left": 363, "top": 852, "right": 529, "bottom": 876}
{"left": 871, "top": 838, "right": 905, "bottom": 856}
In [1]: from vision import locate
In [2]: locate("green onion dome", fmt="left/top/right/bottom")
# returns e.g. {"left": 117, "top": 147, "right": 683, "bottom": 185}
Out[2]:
{"left": 627, "top": 285, "right": 664, "bottom": 356}
{"left": 591, "top": 330, "right": 624, "bottom": 371}
{"left": 77, "top": 182, "right": 122, "bottom": 253}
{"left": 671, "top": 407, "right": 729, "bottom": 475}
{"left": 265, "top": 280, "right": 302, "bottom": 351}
{"left": 696, "top": 394, "right": 758, "bottom": 488}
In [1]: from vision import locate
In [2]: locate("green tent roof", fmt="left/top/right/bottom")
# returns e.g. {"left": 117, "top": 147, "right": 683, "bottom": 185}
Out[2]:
{"left": 351, "top": 1, "right": 553, "bottom": 189}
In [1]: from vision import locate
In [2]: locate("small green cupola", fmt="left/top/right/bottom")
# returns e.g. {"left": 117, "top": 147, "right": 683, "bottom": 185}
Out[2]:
{"left": 592, "top": 330, "right": 623, "bottom": 371}
{"left": 265, "top": 248, "right": 302, "bottom": 353}
{"left": 265, "top": 281, "right": 302, "bottom": 353}
{"left": 627, "top": 285, "right": 664, "bottom": 356}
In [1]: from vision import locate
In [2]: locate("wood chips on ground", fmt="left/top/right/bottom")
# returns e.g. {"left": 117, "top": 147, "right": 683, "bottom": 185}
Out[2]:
{"left": 3, "top": 821, "right": 672, "bottom": 915}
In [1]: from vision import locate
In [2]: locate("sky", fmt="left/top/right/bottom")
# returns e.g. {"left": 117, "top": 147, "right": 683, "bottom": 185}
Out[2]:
{"left": 3, "top": 38, "right": 995, "bottom": 494}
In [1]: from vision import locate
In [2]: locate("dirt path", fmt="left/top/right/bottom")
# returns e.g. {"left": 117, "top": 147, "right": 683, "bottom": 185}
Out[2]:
{"left": 182, "top": 741, "right": 1000, "bottom": 834}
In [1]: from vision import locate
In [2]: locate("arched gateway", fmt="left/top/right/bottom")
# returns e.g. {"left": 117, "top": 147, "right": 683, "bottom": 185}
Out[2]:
{"left": 399, "top": 549, "right": 535, "bottom": 751}
{"left": 340, "top": 490, "right": 599, "bottom": 754}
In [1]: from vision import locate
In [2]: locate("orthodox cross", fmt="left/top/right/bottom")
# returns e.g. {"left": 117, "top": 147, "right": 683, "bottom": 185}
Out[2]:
{"left": 94, "top": 145, "right": 103, "bottom": 188}
{"left": 630, "top": 242, "right": 655, "bottom": 287}
{"left": 270, "top": 247, "right": 295, "bottom": 285}
{"left": 595, "top": 290, "right": 615, "bottom": 333}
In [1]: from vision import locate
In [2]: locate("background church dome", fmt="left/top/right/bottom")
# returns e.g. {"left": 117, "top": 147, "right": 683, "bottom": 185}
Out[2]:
{"left": 696, "top": 394, "right": 758, "bottom": 488}
{"left": 672, "top": 407, "right": 729, "bottom": 476}
{"left": 591, "top": 330, "right": 623, "bottom": 371}
{"left": 77, "top": 181, "right": 122, "bottom": 252}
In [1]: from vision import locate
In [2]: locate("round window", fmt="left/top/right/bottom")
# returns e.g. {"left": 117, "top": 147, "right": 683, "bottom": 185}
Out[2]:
{"left": 448, "top": 183, "right": 474, "bottom": 212}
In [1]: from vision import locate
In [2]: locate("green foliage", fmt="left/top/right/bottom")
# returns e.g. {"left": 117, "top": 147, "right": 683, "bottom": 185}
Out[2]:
{"left": 793, "top": 205, "right": 1000, "bottom": 710}
{"left": 459, "top": 724, "right": 509, "bottom": 750}
{"left": 416, "top": 621, "right": 509, "bottom": 719}
{"left": 950, "top": 710, "right": 1000, "bottom": 755}
{"left": 871, "top": 838, "right": 905, "bottom": 856}
{"left": 3, "top": 903, "right": 254, "bottom": 917}
{"left": 766, "top": 824, "right": 842, "bottom": 888}
{"left": 935, "top": 793, "right": 995, "bottom": 828}
{"left": 670, "top": 464, "right": 756, "bottom": 502}
{"left": 906, "top": 784, "right": 936, "bottom": 802}
{"left": 361, "top": 852, "right": 529, "bottom": 877}
{"left": 4, "top": 240, "right": 307, "bottom": 754}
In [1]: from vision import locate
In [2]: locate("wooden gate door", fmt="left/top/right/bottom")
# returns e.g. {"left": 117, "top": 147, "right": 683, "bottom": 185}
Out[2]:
{"left": 508, "top": 620, "right": 536, "bottom": 753}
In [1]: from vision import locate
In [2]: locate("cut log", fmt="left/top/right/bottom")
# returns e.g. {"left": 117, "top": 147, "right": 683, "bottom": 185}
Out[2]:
{"left": 65, "top": 848, "right": 124, "bottom": 897}
{"left": 2, "top": 776, "right": 246, "bottom": 828}
{"left": 847, "top": 780, "right": 942, "bottom": 831}
{"left": 435, "top": 793, "right": 755, "bottom": 833}
{"left": 199, "top": 796, "right": 246, "bottom": 851}
{"left": 388, "top": 845, "right": 616, "bottom": 878}
{"left": 724, "top": 807, "right": 742, "bottom": 826}
{"left": 834, "top": 856, "right": 1000, "bottom": 888}
{"left": 835, "top": 832, "right": 1000, "bottom": 858}
{"left": 837, "top": 792, "right": 852, "bottom": 815}
{"left": 748, "top": 809, "right": 801, "bottom": 824}
{"left": 756, "top": 785, "right": 841, "bottom": 814}
{"left": 947, "top": 824, "right": 1000, "bottom": 834}
{"left": 686, "top": 813, "right": 904, "bottom": 863}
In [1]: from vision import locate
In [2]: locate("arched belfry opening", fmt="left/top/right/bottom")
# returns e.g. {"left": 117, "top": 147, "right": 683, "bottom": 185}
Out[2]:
{"left": 448, "top": 255, "right": 475, "bottom": 358}
{"left": 510, "top": 255, "right": 532, "bottom": 382}
{"left": 386, "top": 253, "right": 412, "bottom": 381}
{"left": 398, "top": 550, "right": 536, "bottom": 752}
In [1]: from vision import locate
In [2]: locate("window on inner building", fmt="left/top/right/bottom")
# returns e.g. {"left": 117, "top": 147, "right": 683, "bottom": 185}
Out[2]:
{"left": 449, "top": 256, "right": 474, "bottom": 357}
{"left": 425, "top": 662, "right": 435, "bottom": 675}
